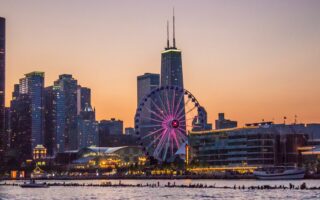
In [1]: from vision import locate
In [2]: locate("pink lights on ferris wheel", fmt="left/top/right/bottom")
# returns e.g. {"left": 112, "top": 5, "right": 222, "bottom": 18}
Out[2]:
{"left": 135, "top": 86, "right": 201, "bottom": 162}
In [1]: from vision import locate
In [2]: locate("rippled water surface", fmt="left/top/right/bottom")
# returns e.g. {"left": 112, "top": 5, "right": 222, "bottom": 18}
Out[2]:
{"left": 1, "top": 179, "right": 320, "bottom": 200}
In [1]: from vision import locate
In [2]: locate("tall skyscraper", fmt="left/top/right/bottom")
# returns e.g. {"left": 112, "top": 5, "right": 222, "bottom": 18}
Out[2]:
{"left": 137, "top": 73, "right": 160, "bottom": 106}
{"left": 160, "top": 12, "right": 186, "bottom": 133}
{"left": 160, "top": 13, "right": 183, "bottom": 88}
{"left": 136, "top": 73, "right": 160, "bottom": 140}
{"left": 0, "top": 17, "right": 6, "bottom": 163}
{"left": 44, "top": 86, "right": 55, "bottom": 155}
{"left": 10, "top": 94, "right": 32, "bottom": 162}
{"left": 44, "top": 86, "right": 66, "bottom": 155}
{"left": 20, "top": 72, "right": 45, "bottom": 149}
{"left": 54, "top": 74, "right": 78, "bottom": 151}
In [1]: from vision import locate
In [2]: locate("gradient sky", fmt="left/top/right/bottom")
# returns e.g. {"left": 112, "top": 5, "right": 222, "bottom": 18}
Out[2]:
{"left": 0, "top": 0, "right": 319, "bottom": 128}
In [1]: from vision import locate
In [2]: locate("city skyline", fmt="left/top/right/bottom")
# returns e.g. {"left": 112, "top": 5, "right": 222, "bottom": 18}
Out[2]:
{"left": 1, "top": 0, "right": 320, "bottom": 128}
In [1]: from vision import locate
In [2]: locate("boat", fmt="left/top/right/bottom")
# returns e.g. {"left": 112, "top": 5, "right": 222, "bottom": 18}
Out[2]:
{"left": 20, "top": 180, "right": 49, "bottom": 188}
{"left": 253, "top": 166, "right": 305, "bottom": 180}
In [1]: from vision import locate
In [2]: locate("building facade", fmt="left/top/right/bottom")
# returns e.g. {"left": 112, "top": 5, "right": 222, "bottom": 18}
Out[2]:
{"left": 305, "top": 124, "right": 320, "bottom": 145}
{"left": 71, "top": 146, "right": 145, "bottom": 169}
{"left": 160, "top": 13, "right": 183, "bottom": 89}
{"left": 161, "top": 48, "right": 183, "bottom": 88}
{"left": 10, "top": 94, "right": 32, "bottom": 162}
{"left": 77, "top": 86, "right": 91, "bottom": 114}
{"left": 99, "top": 118, "right": 123, "bottom": 136}
{"left": 137, "top": 73, "right": 160, "bottom": 106}
{"left": 215, "top": 113, "right": 237, "bottom": 130}
{"left": 189, "top": 124, "right": 308, "bottom": 168}
{"left": 136, "top": 73, "right": 160, "bottom": 139}
{"left": 0, "top": 17, "right": 5, "bottom": 162}
{"left": 54, "top": 74, "right": 78, "bottom": 151}
{"left": 20, "top": 72, "right": 45, "bottom": 148}
{"left": 192, "top": 106, "right": 213, "bottom": 131}
{"left": 44, "top": 86, "right": 66, "bottom": 155}
{"left": 125, "top": 127, "right": 135, "bottom": 136}
{"left": 77, "top": 104, "right": 98, "bottom": 149}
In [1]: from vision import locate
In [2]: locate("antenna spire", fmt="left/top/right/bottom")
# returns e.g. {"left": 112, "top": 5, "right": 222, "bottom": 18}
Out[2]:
{"left": 167, "top": 20, "right": 170, "bottom": 49}
{"left": 173, "top": 7, "right": 176, "bottom": 48}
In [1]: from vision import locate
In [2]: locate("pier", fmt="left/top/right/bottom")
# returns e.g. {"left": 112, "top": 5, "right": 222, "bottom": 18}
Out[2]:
{"left": 1, "top": 181, "right": 320, "bottom": 191}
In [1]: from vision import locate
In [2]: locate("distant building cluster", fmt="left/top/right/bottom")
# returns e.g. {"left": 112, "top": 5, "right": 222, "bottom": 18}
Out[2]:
{"left": 0, "top": 15, "right": 138, "bottom": 170}
{"left": 4, "top": 71, "right": 134, "bottom": 163}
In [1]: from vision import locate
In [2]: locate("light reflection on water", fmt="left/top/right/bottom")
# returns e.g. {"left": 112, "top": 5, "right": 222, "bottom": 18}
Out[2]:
{"left": 0, "top": 179, "right": 320, "bottom": 200}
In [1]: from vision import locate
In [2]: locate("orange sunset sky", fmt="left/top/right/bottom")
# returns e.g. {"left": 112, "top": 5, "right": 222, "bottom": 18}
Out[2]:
{"left": 0, "top": 0, "right": 319, "bottom": 128}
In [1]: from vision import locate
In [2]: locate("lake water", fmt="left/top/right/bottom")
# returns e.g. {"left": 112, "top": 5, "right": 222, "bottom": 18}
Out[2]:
{"left": 1, "top": 179, "right": 320, "bottom": 200}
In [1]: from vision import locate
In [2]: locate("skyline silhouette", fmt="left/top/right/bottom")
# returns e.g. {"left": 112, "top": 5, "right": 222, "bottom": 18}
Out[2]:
{"left": 0, "top": 0, "right": 319, "bottom": 128}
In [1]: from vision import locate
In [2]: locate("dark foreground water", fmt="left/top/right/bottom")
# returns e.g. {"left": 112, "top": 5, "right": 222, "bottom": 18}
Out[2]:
{"left": 1, "top": 179, "right": 320, "bottom": 200}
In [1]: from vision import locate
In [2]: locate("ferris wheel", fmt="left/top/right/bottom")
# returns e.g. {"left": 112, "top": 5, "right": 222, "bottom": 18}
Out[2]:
{"left": 135, "top": 86, "right": 202, "bottom": 162}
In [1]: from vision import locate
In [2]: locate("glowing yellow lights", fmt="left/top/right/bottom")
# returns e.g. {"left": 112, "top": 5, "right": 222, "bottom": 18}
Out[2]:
{"left": 25, "top": 71, "right": 45, "bottom": 77}
{"left": 298, "top": 146, "right": 315, "bottom": 151}
{"left": 161, "top": 49, "right": 181, "bottom": 54}
{"left": 185, "top": 144, "right": 189, "bottom": 165}
{"left": 188, "top": 166, "right": 258, "bottom": 174}
{"left": 11, "top": 171, "right": 17, "bottom": 179}
{"left": 190, "top": 126, "right": 257, "bottom": 135}
{"left": 33, "top": 144, "right": 47, "bottom": 160}
{"left": 301, "top": 151, "right": 320, "bottom": 155}
{"left": 151, "top": 169, "right": 177, "bottom": 175}
{"left": 138, "top": 157, "right": 147, "bottom": 162}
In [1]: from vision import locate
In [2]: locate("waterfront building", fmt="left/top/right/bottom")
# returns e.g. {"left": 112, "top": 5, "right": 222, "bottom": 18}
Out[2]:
{"left": 54, "top": 74, "right": 78, "bottom": 151}
{"left": 19, "top": 72, "right": 45, "bottom": 148}
{"left": 0, "top": 17, "right": 5, "bottom": 162}
{"left": 70, "top": 146, "right": 145, "bottom": 169}
{"left": 215, "top": 113, "right": 237, "bottom": 129}
{"left": 32, "top": 144, "right": 48, "bottom": 167}
{"left": 33, "top": 144, "right": 47, "bottom": 160}
{"left": 305, "top": 123, "right": 320, "bottom": 145}
{"left": 189, "top": 123, "right": 308, "bottom": 171}
{"left": 299, "top": 145, "right": 320, "bottom": 173}
{"left": 9, "top": 94, "right": 32, "bottom": 162}
{"left": 77, "top": 104, "right": 99, "bottom": 149}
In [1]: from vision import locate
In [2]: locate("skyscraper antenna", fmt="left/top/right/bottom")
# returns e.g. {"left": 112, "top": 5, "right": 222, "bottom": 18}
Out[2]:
{"left": 167, "top": 20, "right": 170, "bottom": 49}
{"left": 173, "top": 7, "right": 176, "bottom": 48}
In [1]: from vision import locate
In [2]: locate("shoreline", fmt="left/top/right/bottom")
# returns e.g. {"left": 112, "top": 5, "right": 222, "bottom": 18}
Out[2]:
{"left": 1, "top": 181, "right": 319, "bottom": 191}
{"left": 1, "top": 174, "right": 320, "bottom": 181}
